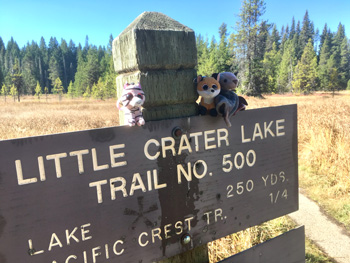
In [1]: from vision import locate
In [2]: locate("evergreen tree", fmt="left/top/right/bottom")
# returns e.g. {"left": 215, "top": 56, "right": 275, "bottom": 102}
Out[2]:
{"left": 0, "top": 37, "right": 5, "bottom": 88}
{"left": 263, "top": 42, "right": 281, "bottom": 92}
{"left": 11, "top": 58, "right": 24, "bottom": 102}
{"left": 289, "top": 17, "right": 296, "bottom": 40}
{"left": 236, "top": 0, "right": 267, "bottom": 96}
{"left": 52, "top": 77, "right": 64, "bottom": 101}
{"left": 22, "top": 41, "right": 39, "bottom": 94}
{"left": 92, "top": 78, "right": 106, "bottom": 100}
{"left": 277, "top": 39, "right": 297, "bottom": 93}
{"left": 319, "top": 24, "right": 329, "bottom": 54}
{"left": 83, "top": 85, "right": 91, "bottom": 99}
{"left": 266, "top": 24, "right": 280, "bottom": 52}
{"left": 217, "top": 23, "right": 231, "bottom": 72}
{"left": 318, "top": 35, "right": 333, "bottom": 90}
{"left": 292, "top": 39, "right": 318, "bottom": 93}
{"left": 299, "top": 11, "right": 315, "bottom": 53}
{"left": 48, "top": 56, "right": 61, "bottom": 91}
{"left": 1, "top": 84, "right": 9, "bottom": 102}
{"left": 39, "top": 37, "right": 49, "bottom": 89}
{"left": 35, "top": 81, "right": 42, "bottom": 99}
{"left": 44, "top": 86, "right": 49, "bottom": 101}
{"left": 67, "top": 81, "right": 75, "bottom": 98}
{"left": 74, "top": 46, "right": 88, "bottom": 96}
{"left": 10, "top": 84, "right": 17, "bottom": 102}
{"left": 339, "top": 37, "right": 350, "bottom": 89}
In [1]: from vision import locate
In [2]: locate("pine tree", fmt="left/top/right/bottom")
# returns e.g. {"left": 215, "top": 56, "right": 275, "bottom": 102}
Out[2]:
{"left": 292, "top": 39, "right": 318, "bottom": 93}
{"left": 318, "top": 35, "right": 332, "bottom": 90}
{"left": 289, "top": 17, "right": 296, "bottom": 40}
{"left": 277, "top": 39, "right": 297, "bottom": 93}
{"left": 92, "top": 78, "right": 106, "bottom": 100}
{"left": 44, "top": 86, "right": 49, "bottom": 102}
{"left": 48, "top": 56, "right": 61, "bottom": 91}
{"left": 11, "top": 58, "right": 24, "bottom": 102}
{"left": 35, "top": 81, "right": 42, "bottom": 99}
{"left": 266, "top": 24, "right": 280, "bottom": 52}
{"left": 10, "top": 84, "right": 17, "bottom": 102}
{"left": 263, "top": 42, "right": 281, "bottom": 93}
{"left": 1, "top": 84, "right": 9, "bottom": 102}
{"left": 339, "top": 37, "right": 350, "bottom": 89}
{"left": 299, "top": 11, "right": 314, "bottom": 54}
{"left": 236, "top": 0, "right": 267, "bottom": 96}
{"left": 83, "top": 85, "right": 91, "bottom": 99}
{"left": 52, "top": 77, "right": 64, "bottom": 101}
{"left": 67, "top": 81, "right": 75, "bottom": 98}
{"left": 217, "top": 23, "right": 231, "bottom": 72}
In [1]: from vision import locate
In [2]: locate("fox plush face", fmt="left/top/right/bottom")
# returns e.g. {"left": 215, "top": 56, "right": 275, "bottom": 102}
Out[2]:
{"left": 195, "top": 75, "right": 221, "bottom": 116}
{"left": 196, "top": 75, "right": 221, "bottom": 100}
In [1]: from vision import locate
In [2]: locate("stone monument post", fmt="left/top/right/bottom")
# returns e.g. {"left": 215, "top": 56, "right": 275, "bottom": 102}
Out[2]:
{"left": 112, "top": 11, "right": 208, "bottom": 263}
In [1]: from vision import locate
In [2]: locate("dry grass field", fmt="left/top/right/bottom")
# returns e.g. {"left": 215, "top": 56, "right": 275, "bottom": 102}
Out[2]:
{"left": 1, "top": 92, "right": 349, "bottom": 262}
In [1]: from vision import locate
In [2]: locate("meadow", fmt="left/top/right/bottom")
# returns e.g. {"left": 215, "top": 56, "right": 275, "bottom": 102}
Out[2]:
{"left": 1, "top": 92, "right": 349, "bottom": 262}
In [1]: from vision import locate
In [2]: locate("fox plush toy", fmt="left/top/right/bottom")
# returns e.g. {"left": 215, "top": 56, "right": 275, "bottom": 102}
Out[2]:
{"left": 194, "top": 74, "right": 221, "bottom": 117}
{"left": 117, "top": 82, "right": 145, "bottom": 127}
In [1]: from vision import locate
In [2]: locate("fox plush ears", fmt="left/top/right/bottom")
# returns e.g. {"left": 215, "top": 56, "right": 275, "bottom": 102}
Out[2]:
{"left": 193, "top": 74, "right": 220, "bottom": 85}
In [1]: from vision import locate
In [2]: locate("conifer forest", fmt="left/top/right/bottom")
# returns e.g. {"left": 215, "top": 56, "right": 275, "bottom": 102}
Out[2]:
{"left": 1, "top": 0, "right": 350, "bottom": 100}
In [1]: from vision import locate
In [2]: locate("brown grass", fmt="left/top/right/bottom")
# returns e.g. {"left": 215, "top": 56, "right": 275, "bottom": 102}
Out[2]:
{"left": 0, "top": 95, "right": 118, "bottom": 140}
{"left": 1, "top": 92, "right": 349, "bottom": 261}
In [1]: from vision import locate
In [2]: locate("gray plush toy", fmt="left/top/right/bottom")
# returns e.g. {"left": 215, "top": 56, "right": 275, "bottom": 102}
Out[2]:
{"left": 212, "top": 72, "right": 248, "bottom": 127}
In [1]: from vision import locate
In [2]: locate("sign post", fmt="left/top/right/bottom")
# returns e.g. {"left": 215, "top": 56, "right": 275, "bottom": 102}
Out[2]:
{"left": 0, "top": 105, "right": 298, "bottom": 263}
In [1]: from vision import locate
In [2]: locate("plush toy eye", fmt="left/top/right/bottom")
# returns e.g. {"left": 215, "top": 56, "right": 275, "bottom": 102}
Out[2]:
{"left": 126, "top": 93, "right": 133, "bottom": 100}
{"left": 212, "top": 84, "right": 218, "bottom": 90}
{"left": 224, "top": 79, "right": 227, "bottom": 83}
{"left": 136, "top": 93, "right": 143, "bottom": 99}
{"left": 202, "top": 84, "right": 209, "bottom": 90}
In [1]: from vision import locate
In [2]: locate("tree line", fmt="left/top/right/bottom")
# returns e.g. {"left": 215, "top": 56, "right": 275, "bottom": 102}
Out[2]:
{"left": 197, "top": 0, "right": 350, "bottom": 96}
{"left": 0, "top": 35, "right": 116, "bottom": 101}
{"left": 1, "top": 0, "right": 350, "bottom": 100}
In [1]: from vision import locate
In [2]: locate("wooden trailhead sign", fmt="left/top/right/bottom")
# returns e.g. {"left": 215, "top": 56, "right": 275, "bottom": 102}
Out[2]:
{"left": 0, "top": 104, "right": 298, "bottom": 263}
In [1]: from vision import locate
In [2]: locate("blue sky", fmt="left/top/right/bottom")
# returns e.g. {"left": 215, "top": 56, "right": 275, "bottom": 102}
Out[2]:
{"left": 1, "top": 0, "right": 350, "bottom": 48}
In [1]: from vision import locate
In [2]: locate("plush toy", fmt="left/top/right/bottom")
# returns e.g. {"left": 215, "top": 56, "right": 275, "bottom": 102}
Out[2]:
{"left": 117, "top": 82, "right": 145, "bottom": 126}
{"left": 212, "top": 72, "right": 248, "bottom": 127}
{"left": 194, "top": 75, "right": 221, "bottom": 116}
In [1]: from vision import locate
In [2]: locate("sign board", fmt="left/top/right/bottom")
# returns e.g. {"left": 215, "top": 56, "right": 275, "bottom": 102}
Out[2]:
{"left": 220, "top": 226, "right": 305, "bottom": 263}
{"left": 0, "top": 105, "right": 298, "bottom": 263}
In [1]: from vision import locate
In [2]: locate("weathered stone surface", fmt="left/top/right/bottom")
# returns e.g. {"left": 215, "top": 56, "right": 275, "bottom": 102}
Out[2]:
{"left": 112, "top": 12, "right": 197, "bottom": 73}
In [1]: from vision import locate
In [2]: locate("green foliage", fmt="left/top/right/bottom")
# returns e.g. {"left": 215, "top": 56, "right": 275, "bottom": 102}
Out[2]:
{"left": 52, "top": 77, "right": 64, "bottom": 101}
{"left": 347, "top": 79, "right": 350, "bottom": 90}
{"left": 1, "top": 4, "right": 349, "bottom": 97}
{"left": 235, "top": 0, "right": 267, "bottom": 96}
{"left": 10, "top": 84, "right": 17, "bottom": 102}
{"left": 67, "top": 81, "right": 75, "bottom": 98}
{"left": 92, "top": 78, "right": 106, "bottom": 100}
{"left": 83, "top": 85, "right": 91, "bottom": 99}
{"left": 292, "top": 40, "right": 318, "bottom": 94}
{"left": 263, "top": 42, "right": 281, "bottom": 93}
{"left": 1, "top": 84, "right": 9, "bottom": 101}
{"left": 11, "top": 58, "right": 24, "bottom": 102}
{"left": 35, "top": 81, "right": 42, "bottom": 99}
